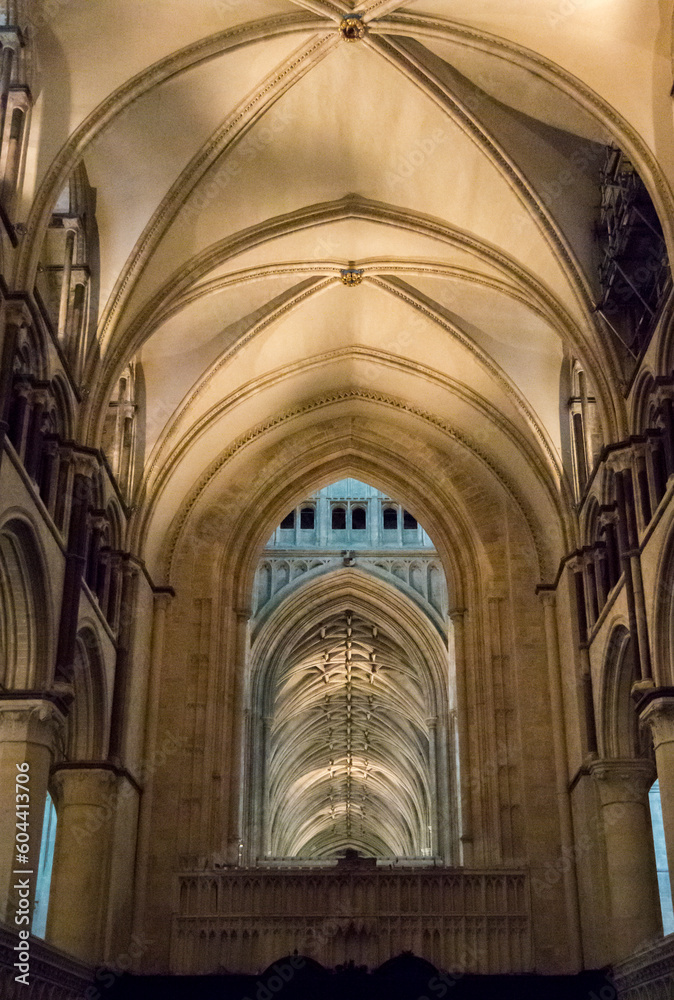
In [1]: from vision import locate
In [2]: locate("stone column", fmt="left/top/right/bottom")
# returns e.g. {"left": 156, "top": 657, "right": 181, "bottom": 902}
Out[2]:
{"left": 0, "top": 699, "right": 64, "bottom": 924}
{"left": 590, "top": 758, "right": 661, "bottom": 959}
{"left": 46, "top": 764, "right": 119, "bottom": 962}
{"left": 632, "top": 443, "right": 652, "bottom": 531}
{"left": 7, "top": 377, "right": 31, "bottom": 459}
{"left": 569, "top": 557, "right": 598, "bottom": 754}
{"left": 0, "top": 44, "right": 14, "bottom": 154}
{"left": 108, "top": 560, "right": 140, "bottom": 761}
{"left": 639, "top": 693, "right": 674, "bottom": 893}
{"left": 449, "top": 609, "right": 472, "bottom": 863}
{"left": 57, "top": 228, "right": 75, "bottom": 345}
{"left": 227, "top": 608, "right": 251, "bottom": 863}
{"left": 538, "top": 590, "right": 582, "bottom": 968}
{"left": 23, "top": 385, "right": 50, "bottom": 483}
{"left": 583, "top": 547, "right": 599, "bottom": 626}
{"left": 39, "top": 436, "right": 60, "bottom": 514}
{"left": 612, "top": 455, "right": 653, "bottom": 685}
{"left": 132, "top": 589, "right": 174, "bottom": 941}
{"left": 599, "top": 508, "right": 620, "bottom": 591}
{"left": 655, "top": 388, "right": 674, "bottom": 477}
{"left": 55, "top": 452, "right": 96, "bottom": 679}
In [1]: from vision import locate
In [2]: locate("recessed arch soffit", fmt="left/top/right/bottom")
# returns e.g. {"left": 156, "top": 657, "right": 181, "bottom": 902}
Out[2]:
{"left": 88, "top": 202, "right": 620, "bottom": 452}
{"left": 86, "top": 33, "right": 604, "bottom": 348}
{"left": 24, "top": 8, "right": 671, "bottom": 396}
{"left": 146, "top": 397, "right": 562, "bottom": 590}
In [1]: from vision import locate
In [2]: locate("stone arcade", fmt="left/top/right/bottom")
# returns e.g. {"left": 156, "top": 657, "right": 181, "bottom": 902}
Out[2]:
{"left": 1, "top": 1, "right": 674, "bottom": 998}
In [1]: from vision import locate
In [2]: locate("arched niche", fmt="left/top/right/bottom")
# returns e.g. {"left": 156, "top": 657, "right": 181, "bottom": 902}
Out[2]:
{"left": 598, "top": 625, "right": 641, "bottom": 759}
{"left": 651, "top": 510, "right": 674, "bottom": 687}
{"left": 63, "top": 628, "right": 109, "bottom": 761}
{"left": 0, "top": 514, "right": 52, "bottom": 690}
{"left": 243, "top": 568, "right": 457, "bottom": 866}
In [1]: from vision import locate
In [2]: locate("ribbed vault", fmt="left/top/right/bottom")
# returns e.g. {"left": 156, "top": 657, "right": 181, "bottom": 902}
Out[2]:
{"left": 247, "top": 566, "right": 455, "bottom": 863}
{"left": 267, "top": 608, "right": 432, "bottom": 858}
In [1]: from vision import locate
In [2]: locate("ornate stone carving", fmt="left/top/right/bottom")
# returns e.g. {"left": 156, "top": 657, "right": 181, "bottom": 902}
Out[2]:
{"left": 589, "top": 757, "right": 655, "bottom": 804}
{"left": 340, "top": 16, "right": 366, "bottom": 42}
{"left": 171, "top": 867, "right": 531, "bottom": 975}
{"left": 340, "top": 266, "right": 364, "bottom": 285}
{"left": 0, "top": 699, "right": 66, "bottom": 749}
{"left": 639, "top": 694, "right": 674, "bottom": 750}
{"left": 612, "top": 934, "right": 674, "bottom": 1000}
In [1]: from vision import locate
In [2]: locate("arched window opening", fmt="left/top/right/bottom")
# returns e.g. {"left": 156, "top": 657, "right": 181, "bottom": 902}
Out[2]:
{"left": 32, "top": 791, "right": 57, "bottom": 939}
{"left": 300, "top": 507, "right": 315, "bottom": 530}
{"left": 649, "top": 780, "right": 674, "bottom": 934}
{"left": 332, "top": 506, "right": 346, "bottom": 530}
{"left": 101, "top": 362, "right": 142, "bottom": 501}
{"left": 351, "top": 506, "right": 366, "bottom": 530}
{"left": 383, "top": 507, "right": 397, "bottom": 530}
{"left": 403, "top": 510, "right": 417, "bottom": 530}
{"left": 279, "top": 510, "right": 295, "bottom": 530}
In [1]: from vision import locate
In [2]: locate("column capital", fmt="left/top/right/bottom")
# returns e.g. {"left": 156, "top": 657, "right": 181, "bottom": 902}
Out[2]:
{"left": 536, "top": 588, "right": 556, "bottom": 608}
{"left": 448, "top": 607, "right": 467, "bottom": 622}
{"left": 654, "top": 384, "right": 674, "bottom": 408}
{"left": 41, "top": 436, "right": 59, "bottom": 457}
{"left": 0, "top": 697, "right": 65, "bottom": 749}
{"left": 153, "top": 587, "right": 174, "bottom": 611}
{"left": 638, "top": 691, "right": 674, "bottom": 749}
{"left": 71, "top": 450, "right": 98, "bottom": 479}
{"left": 12, "top": 377, "right": 32, "bottom": 399}
{"left": 589, "top": 757, "right": 655, "bottom": 803}
{"left": 606, "top": 448, "right": 634, "bottom": 475}
{"left": 567, "top": 552, "right": 585, "bottom": 574}
{"left": 50, "top": 763, "right": 120, "bottom": 809}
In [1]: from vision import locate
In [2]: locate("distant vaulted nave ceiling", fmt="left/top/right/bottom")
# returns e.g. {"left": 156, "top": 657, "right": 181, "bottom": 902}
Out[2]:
{"left": 21, "top": 0, "right": 674, "bottom": 582}
{"left": 6, "top": 0, "right": 674, "bottom": 983}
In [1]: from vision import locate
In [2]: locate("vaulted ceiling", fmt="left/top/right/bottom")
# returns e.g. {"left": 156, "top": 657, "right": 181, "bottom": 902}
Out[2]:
{"left": 23, "top": 0, "right": 674, "bottom": 579}
{"left": 266, "top": 608, "right": 432, "bottom": 858}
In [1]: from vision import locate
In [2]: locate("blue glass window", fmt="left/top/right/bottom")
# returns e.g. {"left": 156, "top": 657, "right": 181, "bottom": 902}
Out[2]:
{"left": 649, "top": 780, "right": 674, "bottom": 934}
{"left": 32, "top": 791, "right": 57, "bottom": 938}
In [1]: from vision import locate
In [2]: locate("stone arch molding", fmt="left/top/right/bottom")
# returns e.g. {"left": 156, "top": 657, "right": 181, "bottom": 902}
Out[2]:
{"left": 651, "top": 504, "right": 674, "bottom": 688}
{"left": 64, "top": 627, "right": 109, "bottom": 762}
{"left": 0, "top": 513, "right": 53, "bottom": 690}
{"left": 157, "top": 393, "right": 560, "bottom": 599}
{"left": 597, "top": 622, "right": 639, "bottom": 760}
{"left": 243, "top": 567, "right": 458, "bottom": 863}
{"left": 90, "top": 198, "right": 620, "bottom": 453}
